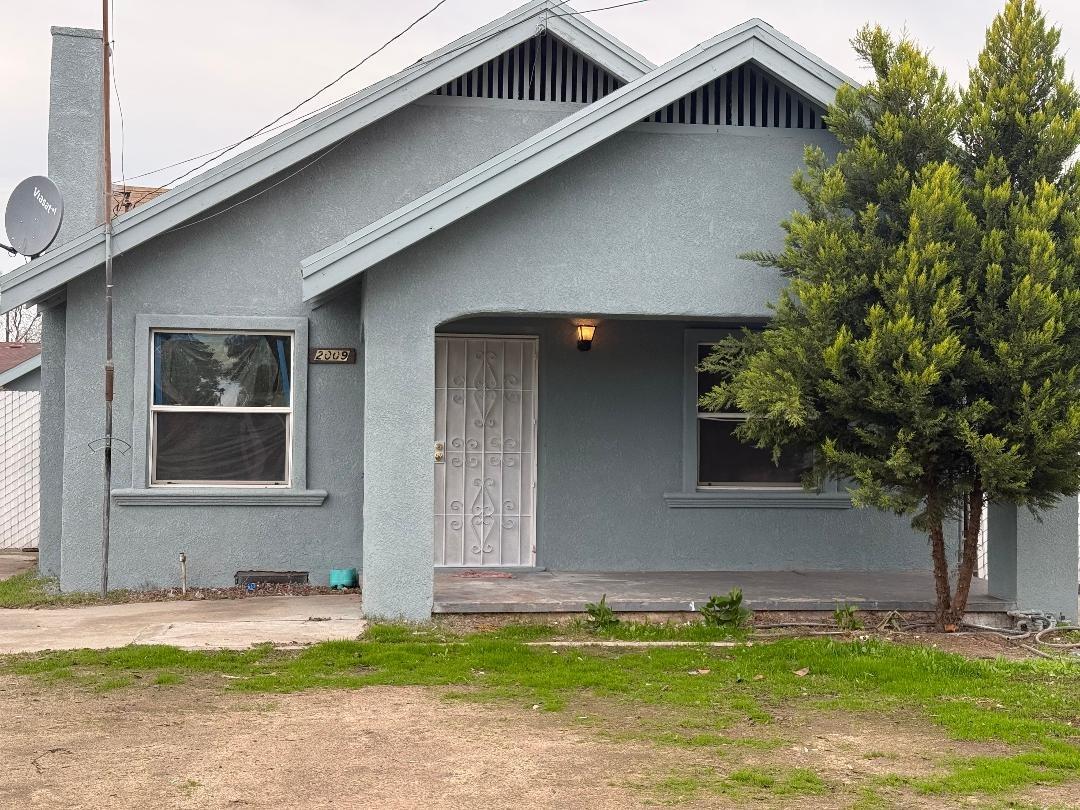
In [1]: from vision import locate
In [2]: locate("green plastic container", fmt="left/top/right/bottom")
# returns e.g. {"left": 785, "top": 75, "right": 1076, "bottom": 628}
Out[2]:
{"left": 328, "top": 568, "right": 358, "bottom": 589}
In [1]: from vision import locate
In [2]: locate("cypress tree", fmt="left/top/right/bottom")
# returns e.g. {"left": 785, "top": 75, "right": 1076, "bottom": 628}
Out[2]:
{"left": 702, "top": 0, "right": 1080, "bottom": 629}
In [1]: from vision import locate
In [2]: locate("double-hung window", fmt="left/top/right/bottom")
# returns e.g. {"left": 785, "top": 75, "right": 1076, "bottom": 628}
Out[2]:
{"left": 696, "top": 341, "right": 809, "bottom": 488}
{"left": 150, "top": 330, "right": 293, "bottom": 486}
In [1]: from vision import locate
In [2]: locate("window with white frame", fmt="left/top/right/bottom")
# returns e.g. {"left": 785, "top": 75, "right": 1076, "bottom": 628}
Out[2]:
{"left": 150, "top": 330, "right": 292, "bottom": 486}
{"left": 696, "top": 342, "right": 809, "bottom": 488}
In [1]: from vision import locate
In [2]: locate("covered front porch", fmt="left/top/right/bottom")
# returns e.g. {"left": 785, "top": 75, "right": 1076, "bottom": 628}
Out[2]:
{"left": 358, "top": 308, "right": 1078, "bottom": 621}
{"left": 432, "top": 569, "right": 1009, "bottom": 614}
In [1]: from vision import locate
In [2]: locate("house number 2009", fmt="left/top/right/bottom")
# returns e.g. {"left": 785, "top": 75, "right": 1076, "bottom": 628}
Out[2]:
{"left": 309, "top": 348, "right": 356, "bottom": 364}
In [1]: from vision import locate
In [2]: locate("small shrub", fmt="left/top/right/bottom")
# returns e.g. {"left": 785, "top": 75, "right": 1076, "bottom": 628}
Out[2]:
{"left": 585, "top": 594, "right": 620, "bottom": 631}
{"left": 833, "top": 603, "right": 864, "bottom": 630}
{"left": 698, "top": 589, "right": 751, "bottom": 629}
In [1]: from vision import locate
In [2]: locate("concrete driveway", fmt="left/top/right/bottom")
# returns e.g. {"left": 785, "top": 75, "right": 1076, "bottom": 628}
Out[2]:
{"left": 0, "top": 595, "right": 365, "bottom": 654}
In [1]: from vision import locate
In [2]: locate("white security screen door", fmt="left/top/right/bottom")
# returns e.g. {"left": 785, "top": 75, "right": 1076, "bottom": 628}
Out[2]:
{"left": 434, "top": 335, "right": 538, "bottom": 566}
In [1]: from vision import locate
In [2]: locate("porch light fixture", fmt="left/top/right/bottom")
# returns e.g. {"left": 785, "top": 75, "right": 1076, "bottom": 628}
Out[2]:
{"left": 576, "top": 324, "right": 596, "bottom": 352}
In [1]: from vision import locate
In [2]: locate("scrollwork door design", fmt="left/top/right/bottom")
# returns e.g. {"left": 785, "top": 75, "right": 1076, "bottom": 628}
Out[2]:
{"left": 434, "top": 336, "right": 537, "bottom": 566}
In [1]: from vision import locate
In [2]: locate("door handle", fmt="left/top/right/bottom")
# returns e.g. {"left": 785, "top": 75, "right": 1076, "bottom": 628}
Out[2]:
{"left": 434, "top": 441, "right": 444, "bottom": 463}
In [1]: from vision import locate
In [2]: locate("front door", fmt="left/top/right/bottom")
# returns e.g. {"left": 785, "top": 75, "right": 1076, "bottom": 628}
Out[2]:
{"left": 434, "top": 335, "right": 538, "bottom": 566}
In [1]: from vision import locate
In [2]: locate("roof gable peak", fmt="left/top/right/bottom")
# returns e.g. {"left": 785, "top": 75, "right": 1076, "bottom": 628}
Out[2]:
{"left": 299, "top": 17, "right": 854, "bottom": 301}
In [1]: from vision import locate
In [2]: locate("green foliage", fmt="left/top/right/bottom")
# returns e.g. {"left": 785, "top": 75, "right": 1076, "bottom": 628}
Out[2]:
{"left": 915, "top": 743, "right": 1080, "bottom": 795}
{"left": 0, "top": 571, "right": 133, "bottom": 609}
{"left": 702, "top": 0, "right": 1080, "bottom": 622}
{"left": 557, "top": 619, "right": 741, "bottom": 642}
{"left": 652, "top": 765, "right": 831, "bottom": 802}
{"left": 584, "top": 594, "right": 620, "bottom": 631}
{"left": 833, "top": 603, "right": 864, "bottom": 630}
{"left": 698, "top": 588, "right": 751, "bottom": 628}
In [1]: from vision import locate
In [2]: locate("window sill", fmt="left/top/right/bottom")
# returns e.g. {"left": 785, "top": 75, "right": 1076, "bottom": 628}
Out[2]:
{"left": 112, "top": 488, "right": 328, "bottom": 507}
{"left": 663, "top": 490, "right": 852, "bottom": 509}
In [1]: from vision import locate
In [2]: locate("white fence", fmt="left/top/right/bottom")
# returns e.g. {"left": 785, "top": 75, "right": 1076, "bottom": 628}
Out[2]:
{"left": 1, "top": 390, "right": 40, "bottom": 550}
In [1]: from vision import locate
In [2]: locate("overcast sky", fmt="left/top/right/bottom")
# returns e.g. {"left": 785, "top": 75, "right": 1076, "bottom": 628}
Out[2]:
{"left": 4, "top": 0, "right": 1080, "bottom": 274}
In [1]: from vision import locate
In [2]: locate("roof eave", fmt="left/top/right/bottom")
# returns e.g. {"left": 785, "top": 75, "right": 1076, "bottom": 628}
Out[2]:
{"left": 0, "top": 354, "right": 42, "bottom": 388}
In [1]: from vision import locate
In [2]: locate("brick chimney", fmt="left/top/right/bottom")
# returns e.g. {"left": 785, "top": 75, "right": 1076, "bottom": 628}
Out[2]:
{"left": 48, "top": 27, "right": 104, "bottom": 245}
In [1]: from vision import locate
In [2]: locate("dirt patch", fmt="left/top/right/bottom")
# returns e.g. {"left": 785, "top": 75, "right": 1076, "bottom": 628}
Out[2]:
{"left": 885, "top": 629, "right": 1048, "bottom": 660}
{"left": 759, "top": 707, "right": 1009, "bottom": 779}
{"left": 0, "top": 677, "right": 690, "bottom": 809}
{"left": 0, "top": 675, "right": 1072, "bottom": 809}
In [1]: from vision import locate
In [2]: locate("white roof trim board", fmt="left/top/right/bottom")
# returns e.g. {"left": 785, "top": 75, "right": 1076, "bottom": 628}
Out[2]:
{"left": 0, "top": 354, "right": 42, "bottom": 389}
{"left": 300, "top": 19, "right": 853, "bottom": 301}
{"left": 0, "top": 0, "right": 651, "bottom": 313}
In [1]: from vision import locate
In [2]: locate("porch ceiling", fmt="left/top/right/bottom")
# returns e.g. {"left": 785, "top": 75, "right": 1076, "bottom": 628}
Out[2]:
{"left": 432, "top": 570, "right": 1010, "bottom": 614}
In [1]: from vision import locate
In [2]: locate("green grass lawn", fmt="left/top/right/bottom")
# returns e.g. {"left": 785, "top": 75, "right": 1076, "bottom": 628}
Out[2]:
{"left": 4, "top": 623, "right": 1080, "bottom": 806}
{"left": 0, "top": 571, "right": 116, "bottom": 608}
{"left": 0, "top": 571, "right": 150, "bottom": 608}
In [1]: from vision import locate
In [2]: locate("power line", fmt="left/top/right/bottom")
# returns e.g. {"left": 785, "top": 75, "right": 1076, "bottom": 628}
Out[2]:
{"left": 162, "top": 140, "right": 349, "bottom": 236}
{"left": 122, "top": 113, "right": 323, "bottom": 182}
{"left": 546, "top": 0, "right": 651, "bottom": 17}
{"left": 122, "top": 91, "right": 368, "bottom": 182}
{"left": 124, "top": 1, "right": 582, "bottom": 186}
{"left": 139, "top": 0, "right": 452, "bottom": 199}
{"left": 111, "top": 0, "right": 652, "bottom": 234}
{"left": 21, "top": 0, "right": 652, "bottom": 269}
{"left": 109, "top": 0, "right": 127, "bottom": 198}
{"left": 124, "top": 1, "right": 655, "bottom": 191}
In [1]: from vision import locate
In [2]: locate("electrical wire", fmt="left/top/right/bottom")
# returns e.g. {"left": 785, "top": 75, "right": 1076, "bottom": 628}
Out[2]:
{"left": 545, "top": 0, "right": 651, "bottom": 17}
{"left": 122, "top": 111, "right": 331, "bottom": 182}
{"left": 160, "top": 140, "right": 348, "bottom": 236}
{"left": 30, "top": 0, "right": 651, "bottom": 259}
{"left": 109, "top": 0, "right": 127, "bottom": 204}
{"left": 123, "top": 0, "right": 598, "bottom": 186}
{"left": 137, "top": 0, "right": 453, "bottom": 200}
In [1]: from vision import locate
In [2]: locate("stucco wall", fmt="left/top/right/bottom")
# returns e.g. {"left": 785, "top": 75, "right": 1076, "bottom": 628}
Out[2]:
{"left": 442, "top": 317, "right": 933, "bottom": 572}
{"left": 54, "top": 98, "right": 578, "bottom": 591}
{"left": 357, "top": 124, "right": 888, "bottom": 617}
{"left": 356, "top": 123, "right": 1080, "bottom": 620}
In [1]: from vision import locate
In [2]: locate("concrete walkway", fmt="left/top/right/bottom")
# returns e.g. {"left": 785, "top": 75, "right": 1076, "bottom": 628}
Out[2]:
{"left": 0, "top": 595, "right": 365, "bottom": 654}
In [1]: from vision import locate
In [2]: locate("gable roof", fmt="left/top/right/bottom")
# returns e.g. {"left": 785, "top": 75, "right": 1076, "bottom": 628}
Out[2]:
{"left": 0, "top": 343, "right": 42, "bottom": 388}
{"left": 299, "top": 18, "right": 853, "bottom": 302}
{"left": 0, "top": 1, "right": 652, "bottom": 313}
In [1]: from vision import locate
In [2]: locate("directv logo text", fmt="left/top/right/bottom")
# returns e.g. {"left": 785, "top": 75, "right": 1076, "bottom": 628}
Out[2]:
{"left": 34, "top": 186, "right": 58, "bottom": 216}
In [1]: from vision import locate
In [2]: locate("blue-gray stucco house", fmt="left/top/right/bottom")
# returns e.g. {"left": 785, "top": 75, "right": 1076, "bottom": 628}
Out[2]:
{"left": 3, "top": 2, "right": 1076, "bottom": 621}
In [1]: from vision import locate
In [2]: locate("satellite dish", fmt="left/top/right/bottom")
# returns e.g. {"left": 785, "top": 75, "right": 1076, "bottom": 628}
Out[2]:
{"left": 4, "top": 176, "right": 64, "bottom": 258}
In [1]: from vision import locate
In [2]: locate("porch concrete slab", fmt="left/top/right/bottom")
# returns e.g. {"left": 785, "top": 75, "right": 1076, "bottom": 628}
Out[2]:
{"left": 0, "top": 552, "right": 37, "bottom": 581}
{"left": 432, "top": 570, "right": 1011, "bottom": 614}
{"left": 0, "top": 595, "right": 365, "bottom": 654}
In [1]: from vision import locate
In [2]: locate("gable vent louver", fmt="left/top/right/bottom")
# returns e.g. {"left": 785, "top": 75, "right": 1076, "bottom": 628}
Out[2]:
{"left": 432, "top": 33, "right": 623, "bottom": 103}
{"left": 646, "top": 63, "right": 825, "bottom": 128}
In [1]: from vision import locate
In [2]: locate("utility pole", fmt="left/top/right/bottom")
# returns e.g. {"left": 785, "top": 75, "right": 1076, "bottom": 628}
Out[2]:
{"left": 100, "top": 0, "right": 114, "bottom": 597}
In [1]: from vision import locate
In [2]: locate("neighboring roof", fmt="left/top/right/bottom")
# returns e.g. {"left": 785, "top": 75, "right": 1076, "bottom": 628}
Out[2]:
{"left": 0, "top": 0, "right": 652, "bottom": 313}
{"left": 0, "top": 343, "right": 42, "bottom": 388}
{"left": 111, "top": 184, "right": 168, "bottom": 216}
{"left": 299, "top": 18, "right": 854, "bottom": 302}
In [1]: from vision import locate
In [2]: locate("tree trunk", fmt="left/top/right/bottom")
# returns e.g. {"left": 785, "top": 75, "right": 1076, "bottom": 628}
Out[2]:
{"left": 929, "top": 519, "right": 953, "bottom": 631}
{"left": 946, "top": 483, "right": 984, "bottom": 628}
